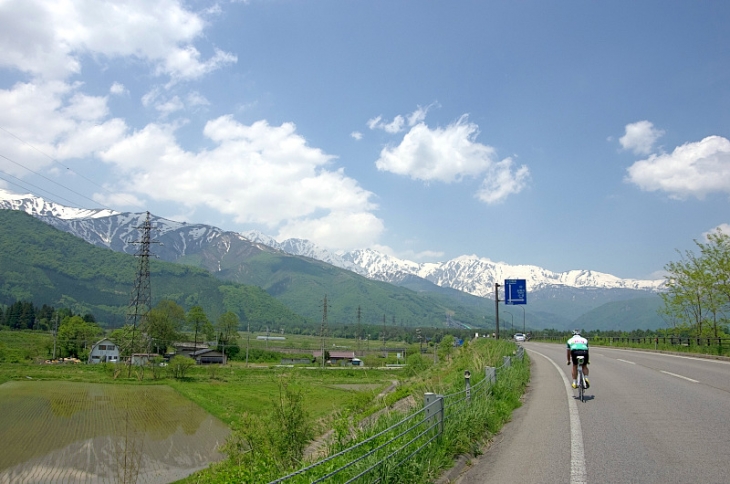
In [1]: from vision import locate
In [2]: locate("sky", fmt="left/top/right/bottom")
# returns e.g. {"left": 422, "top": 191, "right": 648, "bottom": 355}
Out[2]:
{"left": 1, "top": 0, "right": 729, "bottom": 281}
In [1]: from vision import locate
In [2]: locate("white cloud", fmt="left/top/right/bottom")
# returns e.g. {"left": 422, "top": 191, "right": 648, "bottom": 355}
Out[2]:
{"left": 0, "top": 80, "right": 128, "bottom": 172}
{"left": 93, "top": 191, "right": 145, "bottom": 208}
{"left": 703, "top": 223, "right": 730, "bottom": 240}
{"left": 475, "top": 158, "right": 530, "bottom": 204}
{"left": 368, "top": 115, "right": 405, "bottom": 133}
{"left": 110, "top": 82, "right": 127, "bottom": 96}
{"left": 155, "top": 96, "right": 185, "bottom": 117}
{"left": 396, "top": 248, "right": 445, "bottom": 262}
{"left": 96, "top": 115, "right": 383, "bottom": 250}
{"left": 375, "top": 114, "right": 529, "bottom": 204}
{"left": 186, "top": 91, "right": 210, "bottom": 107}
{"left": 367, "top": 105, "right": 436, "bottom": 134}
{"left": 351, "top": 131, "right": 363, "bottom": 140}
{"left": 0, "top": 0, "right": 236, "bottom": 81}
{"left": 619, "top": 120, "right": 665, "bottom": 155}
{"left": 625, "top": 135, "right": 730, "bottom": 199}
{"left": 276, "top": 211, "right": 384, "bottom": 250}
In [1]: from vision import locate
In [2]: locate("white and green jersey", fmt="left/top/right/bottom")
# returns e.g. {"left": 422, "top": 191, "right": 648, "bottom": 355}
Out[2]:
{"left": 567, "top": 335, "right": 588, "bottom": 351}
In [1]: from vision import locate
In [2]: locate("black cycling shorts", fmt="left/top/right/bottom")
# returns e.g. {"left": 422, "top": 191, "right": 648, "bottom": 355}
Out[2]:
{"left": 570, "top": 349, "right": 589, "bottom": 365}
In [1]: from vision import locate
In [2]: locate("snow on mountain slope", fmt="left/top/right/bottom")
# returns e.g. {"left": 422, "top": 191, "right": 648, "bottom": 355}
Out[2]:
{"left": 0, "top": 188, "right": 118, "bottom": 219}
{"left": 0, "top": 189, "right": 664, "bottom": 296}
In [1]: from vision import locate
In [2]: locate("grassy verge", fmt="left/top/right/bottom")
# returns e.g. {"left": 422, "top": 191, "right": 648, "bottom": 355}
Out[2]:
{"left": 188, "top": 339, "right": 530, "bottom": 483}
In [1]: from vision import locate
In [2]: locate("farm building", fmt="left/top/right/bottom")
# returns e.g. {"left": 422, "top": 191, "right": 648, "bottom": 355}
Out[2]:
{"left": 130, "top": 353, "right": 161, "bottom": 366}
{"left": 88, "top": 338, "right": 120, "bottom": 364}
{"left": 312, "top": 350, "right": 356, "bottom": 364}
{"left": 191, "top": 348, "right": 227, "bottom": 365}
{"left": 172, "top": 342, "right": 209, "bottom": 357}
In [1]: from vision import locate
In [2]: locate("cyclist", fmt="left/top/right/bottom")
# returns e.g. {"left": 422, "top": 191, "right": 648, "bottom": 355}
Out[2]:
{"left": 566, "top": 329, "right": 590, "bottom": 389}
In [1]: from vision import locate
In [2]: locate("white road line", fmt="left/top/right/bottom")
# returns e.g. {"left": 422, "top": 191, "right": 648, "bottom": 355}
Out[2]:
{"left": 660, "top": 370, "right": 699, "bottom": 383}
{"left": 530, "top": 349, "right": 587, "bottom": 484}
{"left": 598, "top": 347, "right": 730, "bottom": 365}
{"left": 616, "top": 359, "right": 635, "bottom": 364}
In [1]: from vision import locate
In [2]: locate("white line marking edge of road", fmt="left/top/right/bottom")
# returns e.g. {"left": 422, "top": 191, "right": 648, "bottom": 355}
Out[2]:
{"left": 529, "top": 349, "right": 588, "bottom": 484}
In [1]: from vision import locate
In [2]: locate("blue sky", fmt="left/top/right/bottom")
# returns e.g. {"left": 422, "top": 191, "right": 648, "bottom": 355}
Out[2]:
{"left": 1, "top": 0, "right": 729, "bottom": 280}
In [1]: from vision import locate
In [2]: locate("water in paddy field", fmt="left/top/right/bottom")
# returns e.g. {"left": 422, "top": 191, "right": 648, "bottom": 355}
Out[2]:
{"left": 0, "top": 381, "right": 230, "bottom": 483}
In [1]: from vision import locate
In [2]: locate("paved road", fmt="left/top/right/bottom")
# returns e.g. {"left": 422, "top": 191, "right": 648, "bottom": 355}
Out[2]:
{"left": 454, "top": 342, "right": 730, "bottom": 484}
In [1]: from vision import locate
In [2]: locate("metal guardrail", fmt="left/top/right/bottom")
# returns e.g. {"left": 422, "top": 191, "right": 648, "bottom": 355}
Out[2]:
{"left": 538, "top": 336, "right": 728, "bottom": 349}
{"left": 268, "top": 345, "right": 526, "bottom": 484}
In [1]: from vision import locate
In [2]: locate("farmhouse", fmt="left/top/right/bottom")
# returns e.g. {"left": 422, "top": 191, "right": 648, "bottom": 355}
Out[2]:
{"left": 312, "top": 350, "right": 356, "bottom": 364}
{"left": 191, "top": 348, "right": 227, "bottom": 365}
{"left": 173, "top": 342, "right": 209, "bottom": 357}
{"left": 88, "top": 338, "right": 120, "bottom": 364}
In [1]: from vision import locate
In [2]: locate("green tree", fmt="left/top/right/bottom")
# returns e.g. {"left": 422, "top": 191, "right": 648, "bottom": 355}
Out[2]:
{"left": 217, "top": 311, "right": 240, "bottom": 358}
{"left": 662, "top": 229, "right": 730, "bottom": 337}
{"left": 57, "top": 315, "right": 102, "bottom": 358}
{"left": 108, "top": 324, "right": 149, "bottom": 357}
{"left": 143, "top": 300, "right": 186, "bottom": 354}
{"left": 186, "top": 305, "right": 213, "bottom": 349}
{"left": 217, "top": 311, "right": 240, "bottom": 343}
{"left": 438, "top": 334, "right": 455, "bottom": 362}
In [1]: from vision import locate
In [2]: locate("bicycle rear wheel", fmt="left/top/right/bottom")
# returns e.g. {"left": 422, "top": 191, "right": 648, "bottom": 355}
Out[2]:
{"left": 578, "top": 374, "right": 584, "bottom": 402}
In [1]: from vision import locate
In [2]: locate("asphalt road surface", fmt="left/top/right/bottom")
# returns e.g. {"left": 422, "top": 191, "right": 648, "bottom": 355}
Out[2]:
{"left": 454, "top": 342, "right": 730, "bottom": 484}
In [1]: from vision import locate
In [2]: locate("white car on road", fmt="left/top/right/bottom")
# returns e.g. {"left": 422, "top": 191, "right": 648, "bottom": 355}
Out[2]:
{"left": 514, "top": 333, "right": 526, "bottom": 342}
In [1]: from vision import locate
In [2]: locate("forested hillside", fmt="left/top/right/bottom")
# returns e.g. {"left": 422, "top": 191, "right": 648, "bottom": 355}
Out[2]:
{"left": 0, "top": 210, "right": 308, "bottom": 329}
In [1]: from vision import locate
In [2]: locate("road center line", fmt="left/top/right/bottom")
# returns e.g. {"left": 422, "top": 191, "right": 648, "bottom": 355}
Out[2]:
{"left": 660, "top": 370, "right": 699, "bottom": 383}
{"left": 530, "top": 349, "right": 587, "bottom": 484}
{"left": 616, "top": 359, "right": 635, "bottom": 364}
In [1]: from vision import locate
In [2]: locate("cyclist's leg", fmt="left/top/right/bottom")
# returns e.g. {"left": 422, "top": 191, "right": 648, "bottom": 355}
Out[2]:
{"left": 570, "top": 350, "right": 578, "bottom": 379}
{"left": 583, "top": 349, "right": 589, "bottom": 376}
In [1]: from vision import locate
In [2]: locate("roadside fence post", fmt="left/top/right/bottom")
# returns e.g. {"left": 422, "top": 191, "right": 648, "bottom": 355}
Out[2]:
{"left": 485, "top": 366, "right": 496, "bottom": 388}
{"left": 503, "top": 355, "right": 511, "bottom": 368}
{"left": 464, "top": 370, "right": 471, "bottom": 402}
{"left": 424, "top": 392, "right": 444, "bottom": 435}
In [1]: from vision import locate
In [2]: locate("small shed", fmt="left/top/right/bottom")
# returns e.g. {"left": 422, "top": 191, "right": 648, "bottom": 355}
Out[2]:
{"left": 131, "top": 353, "right": 161, "bottom": 366}
{"left": 88, "top": 338, "right": 120, "bottom": 364}
{"left": 191, "top": 348, "right": 227, "bottom": 365}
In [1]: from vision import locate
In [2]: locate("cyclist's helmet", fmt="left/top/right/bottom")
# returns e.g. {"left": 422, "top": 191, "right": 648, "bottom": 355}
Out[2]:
{"left": 572, "top": 329, "right": 581, "bottom": 335}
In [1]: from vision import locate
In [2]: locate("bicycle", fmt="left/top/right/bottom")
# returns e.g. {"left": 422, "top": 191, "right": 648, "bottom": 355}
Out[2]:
{"left": 576, "top": 355, "right": 587, "bottom": 402}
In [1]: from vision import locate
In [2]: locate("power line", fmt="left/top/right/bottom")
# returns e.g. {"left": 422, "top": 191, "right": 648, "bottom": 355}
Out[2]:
{"left": 0, "top": 124, "right": 139, "bottom": 209}
{"left": 0, "top": 152, "right": 113, "bottom": 210}
{"left": 0, "top": 169, "right": 84, "bottom": 207}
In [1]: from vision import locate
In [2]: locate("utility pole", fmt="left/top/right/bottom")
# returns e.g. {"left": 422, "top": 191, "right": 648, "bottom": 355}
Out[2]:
{"left": 494, "top": 282, "right": 501, "bottom": 340}
{"left": 246, "top": 320, "right": 250, "bottom": 367}
{"left": 356, "top": 306, "right": 362, "bottom": 356}
{"left": 382, "top": 314, "right": 387, "bottom": 358}
{"left": 52, "top": 313, "right": 59, "bottom": 361}
{"left": 320, "top": 295, "right": 330, "bottom": 368}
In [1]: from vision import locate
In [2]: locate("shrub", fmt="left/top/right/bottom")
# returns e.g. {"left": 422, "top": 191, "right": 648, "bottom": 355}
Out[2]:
{"left": 168, "top": 355, "right": 195, "bottom": 379}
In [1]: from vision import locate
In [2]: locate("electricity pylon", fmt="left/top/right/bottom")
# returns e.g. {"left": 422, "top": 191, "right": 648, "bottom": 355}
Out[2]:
{"left": 126, "top": 212, "right": 158, "bottom": 367}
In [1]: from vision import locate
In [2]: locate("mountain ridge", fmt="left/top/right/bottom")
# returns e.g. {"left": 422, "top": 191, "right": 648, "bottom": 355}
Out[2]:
{"left": 0, "top": 188, "right": 664, "bottom": 298}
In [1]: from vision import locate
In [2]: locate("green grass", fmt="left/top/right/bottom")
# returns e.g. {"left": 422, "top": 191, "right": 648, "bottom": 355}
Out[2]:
{"left": 186, "top": 338, "right": 530, "bottom": 483}
{"left": 0, "top": 331, "right": 531, "bottom": 484}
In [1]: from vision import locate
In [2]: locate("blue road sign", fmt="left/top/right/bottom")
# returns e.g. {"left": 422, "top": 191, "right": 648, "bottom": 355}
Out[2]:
{"left": 504, "top": 279, "right": 527, "bottom": 305}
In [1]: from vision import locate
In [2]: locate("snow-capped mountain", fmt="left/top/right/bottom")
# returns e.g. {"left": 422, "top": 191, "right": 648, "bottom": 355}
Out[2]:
{"left": 0, "top": 189, "right": 664, "bottom": 297}
{"left": 343, "top": 249, "right": 663, "bottom": 295}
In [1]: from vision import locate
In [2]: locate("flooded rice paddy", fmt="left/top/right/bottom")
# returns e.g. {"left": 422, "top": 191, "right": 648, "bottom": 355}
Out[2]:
{"left": 0, "top": 381, "right": 230, "bottom": 484}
